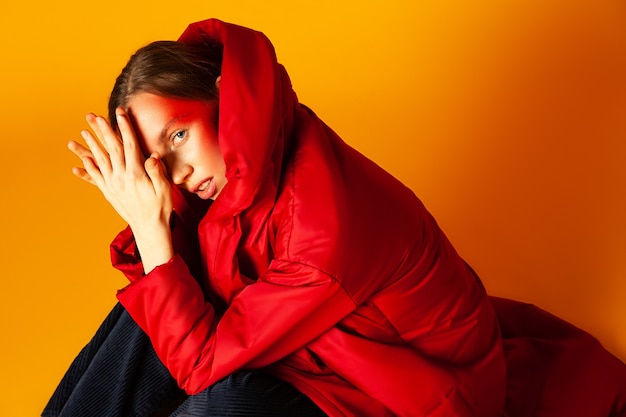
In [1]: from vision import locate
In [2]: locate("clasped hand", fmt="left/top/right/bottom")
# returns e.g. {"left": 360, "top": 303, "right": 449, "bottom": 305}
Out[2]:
{"left": 68, "top": 108, "right": 174, "bottom": 273}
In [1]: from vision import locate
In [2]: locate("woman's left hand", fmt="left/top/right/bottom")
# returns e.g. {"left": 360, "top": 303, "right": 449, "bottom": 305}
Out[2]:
{"left": 68, "top": 107, "right": 174, "bottom": 273}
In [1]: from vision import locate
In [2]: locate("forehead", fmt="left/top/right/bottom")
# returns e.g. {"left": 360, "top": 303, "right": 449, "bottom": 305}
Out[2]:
{"left": 126, "top": 93, "right": 216, "bottom": 142}
{"left": 127, "top": 93, "right": 191, "bottom": 126}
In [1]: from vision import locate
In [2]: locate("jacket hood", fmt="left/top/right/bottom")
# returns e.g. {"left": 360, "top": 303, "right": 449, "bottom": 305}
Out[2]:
{"left": 178, "top": 19, "right": 297, "bottom": 221}
{"left": 176, "top": 19, "right": 299, "bottom": 301}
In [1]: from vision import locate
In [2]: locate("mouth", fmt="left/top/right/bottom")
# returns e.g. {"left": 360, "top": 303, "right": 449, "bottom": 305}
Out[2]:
{"left": 196, "top": 179, "right": 211, "bottom": 192}
{"left": 192, "top": 178, "right": 217, "bottom": 200}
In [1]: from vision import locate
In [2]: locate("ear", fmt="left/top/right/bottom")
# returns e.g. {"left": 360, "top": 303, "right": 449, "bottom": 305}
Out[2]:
{"left": 215, "top": 75, "right": 221, "bottom": 91}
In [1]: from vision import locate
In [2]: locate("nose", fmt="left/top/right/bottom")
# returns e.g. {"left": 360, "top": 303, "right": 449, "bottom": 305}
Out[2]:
{"left": 171, "top": 163, "right": 193, "bottom": 186}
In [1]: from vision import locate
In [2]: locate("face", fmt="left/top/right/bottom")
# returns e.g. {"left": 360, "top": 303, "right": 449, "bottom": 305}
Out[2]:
{"left": 126, "top": 92, "right": 227, "bottom": 200}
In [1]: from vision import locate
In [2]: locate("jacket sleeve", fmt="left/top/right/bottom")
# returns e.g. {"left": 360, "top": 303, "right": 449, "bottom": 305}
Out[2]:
{"left": 110, "top": 185, "right": 207, "bottom": 284}
{"left": 109, "top": 213, "right": 203, "bottom": 284}
{"left": 110, "top": 225, "right": 143, "bottom": 282}
{"left": 115, "top": 255, "right": 356, "bottom": 395}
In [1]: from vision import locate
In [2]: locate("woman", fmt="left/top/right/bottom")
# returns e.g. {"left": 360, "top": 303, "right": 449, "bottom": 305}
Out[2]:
{"left": 57, "top": 18, "right": 506, "bottom": 416}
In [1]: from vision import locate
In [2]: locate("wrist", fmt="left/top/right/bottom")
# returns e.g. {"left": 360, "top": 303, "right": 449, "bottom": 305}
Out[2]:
{"left": 132, "top": 223, "right": 174, "bottom": 274}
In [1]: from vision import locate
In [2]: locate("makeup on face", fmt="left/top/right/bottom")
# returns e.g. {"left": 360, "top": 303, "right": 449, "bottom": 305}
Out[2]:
{"left": 126, "top": 93, "right": 227, "bottom": 200}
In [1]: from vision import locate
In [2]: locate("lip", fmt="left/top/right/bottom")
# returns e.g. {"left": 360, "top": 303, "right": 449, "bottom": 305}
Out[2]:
{"left": 191, "top": 177, "right": 217, "bottom": 200}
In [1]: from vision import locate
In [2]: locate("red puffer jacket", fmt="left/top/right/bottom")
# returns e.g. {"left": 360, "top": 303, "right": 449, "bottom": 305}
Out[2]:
{"left": 111, "top": 18, "right": 506, "bottom": 417}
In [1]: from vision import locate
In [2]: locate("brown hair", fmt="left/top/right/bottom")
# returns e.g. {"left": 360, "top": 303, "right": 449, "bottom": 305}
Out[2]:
{"left": 108, "top": 40, "right": 223, "bottom": 130}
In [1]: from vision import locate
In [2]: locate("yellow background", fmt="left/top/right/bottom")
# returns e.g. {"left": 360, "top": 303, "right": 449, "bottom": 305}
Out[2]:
{"left": 1, "top": 0, "right": 625, "bottom": 415}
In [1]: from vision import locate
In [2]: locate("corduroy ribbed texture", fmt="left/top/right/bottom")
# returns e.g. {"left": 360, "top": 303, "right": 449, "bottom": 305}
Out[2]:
{"left": 170, "top": 371, "right": 327, "bottom": 417}
{"left": 43, "top": 303, "right": 327, "bottom": 417}
{"left": 42, "top": 303, "right": 184, "bottom": 417}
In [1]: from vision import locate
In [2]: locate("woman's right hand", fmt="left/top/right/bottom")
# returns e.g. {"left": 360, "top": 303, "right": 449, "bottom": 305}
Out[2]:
{"left": 68, "top": 109, "right": 174, "bottom": 273}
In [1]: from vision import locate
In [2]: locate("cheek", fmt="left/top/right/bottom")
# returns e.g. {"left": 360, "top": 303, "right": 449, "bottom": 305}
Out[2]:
{"left": 196, "top": 135, "right": 224, "bottom": 168}
{"left": 206, "top": 146, "right": 226, "bottom": 172}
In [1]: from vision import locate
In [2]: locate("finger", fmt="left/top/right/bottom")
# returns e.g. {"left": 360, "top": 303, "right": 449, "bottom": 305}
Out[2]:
{"left": 71, "top": 166, "right": 96, "bottom": 186}
{"left": 145, "top": 154, "right": 173, "bottom": 209}
{"left": 67, "top": 140, "right": 93, "bottom": 160}
{"left": 115, "top": 108, "right": 145, "bottom": 173}
{"left": 87, "top": 113, "right": 125, "bottom": 173}
{"left": 85, "top": 113, "right": 109, "bottom": 152}
{"left": 80, "top": 156, "right": 106, "bottom": 189}
{"left": 81, "top": 129, "right": 112, "bottom": 176}
{"left": 144, "top": 154, "right": 166, "bottom": 188}
{"left": 68, "top": 141, "right": 96, "bottom": 185}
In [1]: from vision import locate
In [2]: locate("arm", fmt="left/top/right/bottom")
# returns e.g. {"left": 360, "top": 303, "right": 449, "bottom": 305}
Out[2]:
{"left": 116, "top": 256, "right": 356, "bottom": 395}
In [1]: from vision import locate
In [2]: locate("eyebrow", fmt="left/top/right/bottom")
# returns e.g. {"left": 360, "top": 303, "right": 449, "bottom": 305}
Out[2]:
{"left": 157, "top": 112, "right": 192, "bottom": 145}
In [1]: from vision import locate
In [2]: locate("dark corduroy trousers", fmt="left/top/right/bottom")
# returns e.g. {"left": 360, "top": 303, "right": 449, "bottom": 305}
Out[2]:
{"left": 43, "top": 303, "right": 326, "bottom": 417}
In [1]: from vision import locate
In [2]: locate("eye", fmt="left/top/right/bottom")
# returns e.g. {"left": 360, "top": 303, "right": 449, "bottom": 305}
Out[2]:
{"left": 170, "top": 130, "right": 187, "bottom": 147}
